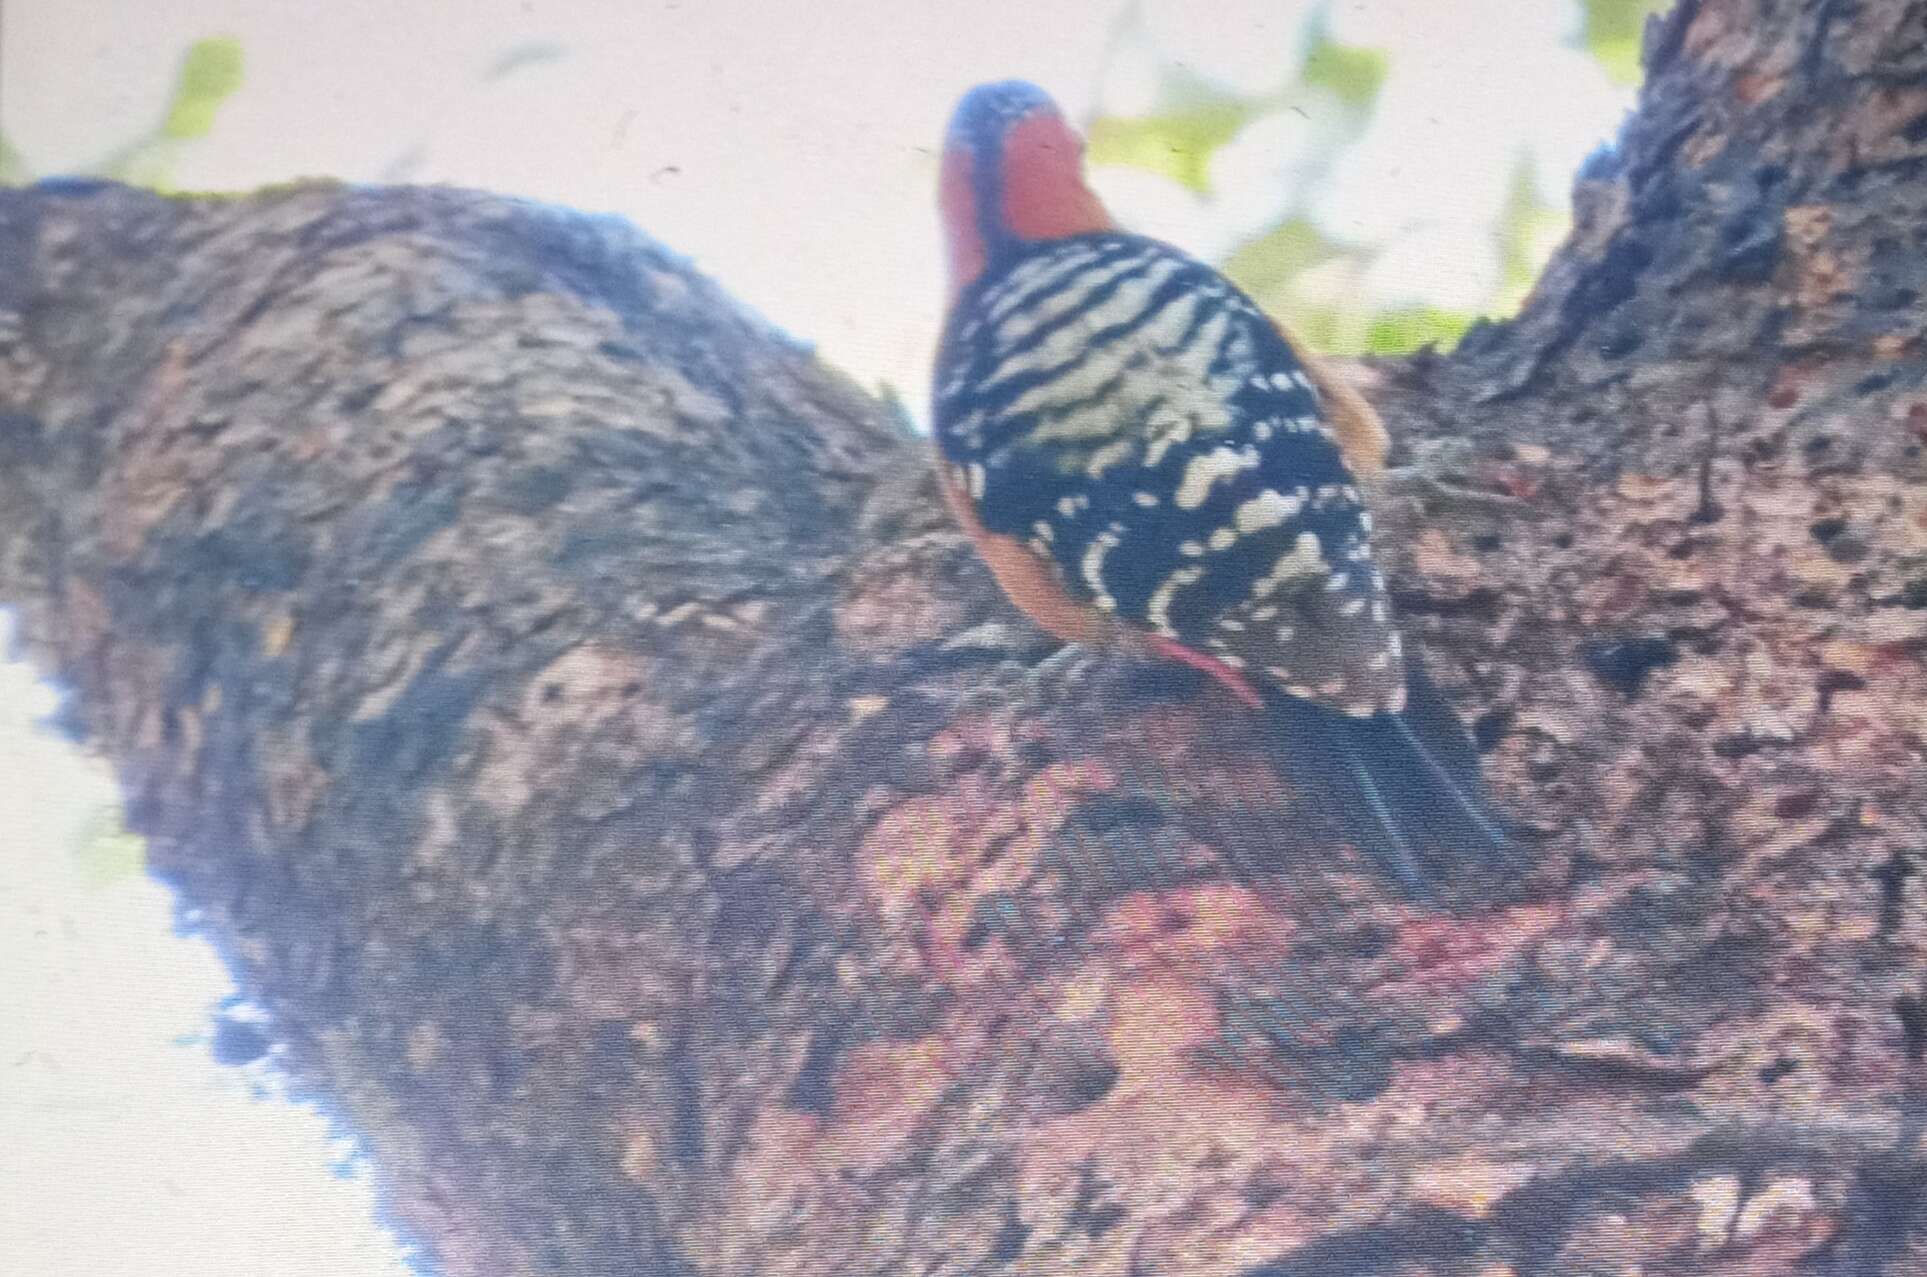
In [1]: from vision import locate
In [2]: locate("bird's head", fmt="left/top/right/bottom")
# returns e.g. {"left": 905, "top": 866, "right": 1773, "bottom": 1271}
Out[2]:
{"left": 939, "top": 80, "right": 1112, "bottom": 296}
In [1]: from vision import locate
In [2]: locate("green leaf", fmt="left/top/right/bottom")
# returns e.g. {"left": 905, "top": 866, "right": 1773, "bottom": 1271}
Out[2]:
{"left": 1300, "top": 19, "right": 1388, "bottom": 113}
{"left": 1220, "top": 216, "right": 1339, "bottom": 304}
{"left": 1282, "top": 302, "right": 1342, "bottom": 354}
{"left": 1268, "top": 297, "right": 1472, "bottom": 358}
{"left": 1493, "top": 152, "right": 1571, "bottom": 313}
{"left": 1362, "top": 305, "right": 1474, "bottom": 355}
{"left": 1086, "top": 94, "right": 1256, "bottom": 194}
{"left": 0, "top": 133, "right": 29, "bottom": 185}
{"left": 162, "top": 37, "right": 245, "bottom": 140}
{"left": 1576, "top": 0, "right": 1669, "bottom": 87}
{"left": 72, "top": 808, "right": 147, "bottom": 888}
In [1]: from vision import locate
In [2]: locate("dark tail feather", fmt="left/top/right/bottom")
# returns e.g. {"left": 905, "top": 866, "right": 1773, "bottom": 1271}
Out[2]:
{"left": 1389, "top": 656, "right": 1510, "bottom": 854}
{"left": 1260, "top": 662, "right": 1509, "bottom": 895}
{"left": 1396, "top": 653, "right": 1488, "bottom": 795}
{"left": 1331, "top": 732, "right": 1432, "bottom": 895}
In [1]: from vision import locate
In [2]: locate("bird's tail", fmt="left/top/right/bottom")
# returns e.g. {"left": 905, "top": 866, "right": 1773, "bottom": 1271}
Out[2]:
{"left": 1259, "top": 658, "right": 1509, "bottom": 896}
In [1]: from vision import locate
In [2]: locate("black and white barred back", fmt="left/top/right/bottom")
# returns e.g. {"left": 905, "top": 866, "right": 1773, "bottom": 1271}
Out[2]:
{"left": 933, "top": 232, "right": 1406, "bottom": 719}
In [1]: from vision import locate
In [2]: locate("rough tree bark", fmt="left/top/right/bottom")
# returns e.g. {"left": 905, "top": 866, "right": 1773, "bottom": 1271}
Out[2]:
{"left": 3, "top": 0, "right": 1926, "bottom": 1272}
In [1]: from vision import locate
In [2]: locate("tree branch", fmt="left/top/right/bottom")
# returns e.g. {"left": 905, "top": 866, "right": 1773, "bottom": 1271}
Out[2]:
{"left": 3, "top": 0, "right": 1926, "bottom": 1271}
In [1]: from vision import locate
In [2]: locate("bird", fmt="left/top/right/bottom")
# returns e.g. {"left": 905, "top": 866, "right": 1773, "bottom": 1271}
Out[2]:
{"left": 928, "top": 79, "right": 1508, "bottom": 894}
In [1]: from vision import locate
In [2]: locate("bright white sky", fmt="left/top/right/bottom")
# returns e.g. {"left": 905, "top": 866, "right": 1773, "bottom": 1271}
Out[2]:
{"left": 0, "top": 2, "right": 1635, "bottom": 1273}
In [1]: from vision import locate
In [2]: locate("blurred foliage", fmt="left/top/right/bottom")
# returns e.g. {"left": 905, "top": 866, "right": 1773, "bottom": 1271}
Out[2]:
{"left": 3, "top": 31, "right": 560, "bottom": 193}
{"left": 1088, "top": 18, "right": 1381, "bottom": 199}
{"left": 0, "top": 135, "right": 27, "bottom": 185}
{"left": 1299, "top": 18, "right": 1389, "bottom": 110}
{"left": 1220, "top": 216, "right": 1337, "bottom": 301}
{"left": 105, "top": 36, "right": 247, "bottom": 188}
{"left": 1086, "top": 85, "right": 1257, "bottom": 194}
{"left": 0, "top": 36, "right": 245, "bottom": 190}
{"left": 1492, "top": 153, "right": 1572, "bottom": 315}
{"left": 71, "top": 806, "right": 148, "bottom": 889}
{"left": 161, "top": 38, "right": 246, "bottom": 140}
{"left": 1363, "top": 305, "right": 1475, "bottom": 354}
{"left": 1579, "top": 0, "right": 1672, "bottom": 86}
{"left": 1087, "top": 1, "right": 1655, "bottom": 355}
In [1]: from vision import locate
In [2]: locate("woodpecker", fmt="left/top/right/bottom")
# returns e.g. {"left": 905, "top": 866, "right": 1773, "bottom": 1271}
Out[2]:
{"left": 930, "top": 80, "right": 1507, "bottom": 892}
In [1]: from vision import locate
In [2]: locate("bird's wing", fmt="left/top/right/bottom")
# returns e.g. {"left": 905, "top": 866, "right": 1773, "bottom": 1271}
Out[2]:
{"left": 934, "top": 232, "right": 1405, "bottom": 716}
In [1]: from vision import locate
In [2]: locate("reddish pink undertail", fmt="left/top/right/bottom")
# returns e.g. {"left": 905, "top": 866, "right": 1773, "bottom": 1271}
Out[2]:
{"left": 1146, "top": 636, "right": 1264, "bottom": 710}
